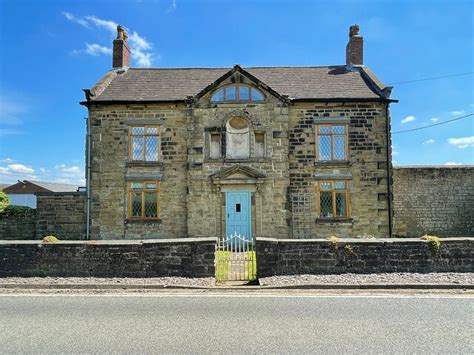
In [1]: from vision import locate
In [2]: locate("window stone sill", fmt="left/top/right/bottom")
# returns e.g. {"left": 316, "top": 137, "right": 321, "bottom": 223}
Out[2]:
{"left": 126, "top": 161, "right": 163, "bottom": 167}
{"left": 314, "top": 161, "right": 351, "bottom": 167}
{"left": 125, "top": 219, "right": 162, "bottom": 225}
{"left": 315, "top": 218, "right": 353, "bottom": 225}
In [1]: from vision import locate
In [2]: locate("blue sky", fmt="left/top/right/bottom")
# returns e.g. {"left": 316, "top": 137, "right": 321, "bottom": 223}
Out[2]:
{"left": 0, "top": 0, "right": 473, "bottom": 185}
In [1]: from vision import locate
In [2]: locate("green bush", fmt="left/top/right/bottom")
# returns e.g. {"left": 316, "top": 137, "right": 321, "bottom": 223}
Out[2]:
{"left": 421, "top": 235, "right": 441, "bottom": 256}
{"left": 0, "top": 205, "right": 35, "bottom": 217}
{"left": 43, "top": 235, "right": 59, "bottom": 243}
{"left": 0, "top": 192, "right": 9, "bottom": 212}
{"left": 326, "top": 236, "right": 339, "bottom": 252}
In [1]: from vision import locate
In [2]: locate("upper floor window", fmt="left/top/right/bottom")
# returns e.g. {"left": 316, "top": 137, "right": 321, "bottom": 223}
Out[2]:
{"left": 316, "top": 125, "right": 348, "bottom": 161}
{"left": 211, "top": 85, "right": 265, "bottom": 103}
{"left": 129, "top": 126, "right": 160, "bottom": 161}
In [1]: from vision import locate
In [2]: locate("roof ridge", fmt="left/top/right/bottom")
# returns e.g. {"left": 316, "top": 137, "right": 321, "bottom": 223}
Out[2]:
{"left": 128, "top": 65, "right": 346, "bottom": 70}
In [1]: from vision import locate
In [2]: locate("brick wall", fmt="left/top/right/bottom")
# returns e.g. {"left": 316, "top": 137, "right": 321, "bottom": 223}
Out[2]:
{"left": 393, "top": 166, "right": 474, "bottom": 237}
{"left": 0, "top": 238, "right": 216, "bottom": 277}
{"left": 256, "top": 237, "right": 474, "bottom": 276}
{"left": 36, "top": 192, "right": 86, "bottom": 240}
{"left": 0, "top": 209, "right": 36, "bottom": 240}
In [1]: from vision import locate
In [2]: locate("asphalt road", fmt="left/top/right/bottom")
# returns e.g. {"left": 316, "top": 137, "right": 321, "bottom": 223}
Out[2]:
{"left": 0, "top": 292, "right": 472, "bottom": 354}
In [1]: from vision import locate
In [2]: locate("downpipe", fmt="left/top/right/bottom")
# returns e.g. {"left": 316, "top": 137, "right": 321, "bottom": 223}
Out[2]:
{"left": 85, "top": 115, "right": 91, "bottom": 240}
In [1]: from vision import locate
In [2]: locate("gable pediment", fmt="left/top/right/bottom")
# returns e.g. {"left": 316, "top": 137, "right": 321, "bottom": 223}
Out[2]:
{"left": 210, "top": 165, "right": 266, "bottom": 184}
{"left": 194, "top": 65, "right": 289, "bottom": 103}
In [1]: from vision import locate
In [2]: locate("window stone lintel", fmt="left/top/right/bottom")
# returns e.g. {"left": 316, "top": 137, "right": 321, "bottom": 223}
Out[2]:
{"left": 125, "top": 118, "right": 163, "bottom": 125}
{"left": 125, "top": 173, "right": 163, "bottom": 181}
{"left": 313, "top": 117, "right": 351, "bottom": 124}
{"left": 314, "top": 172, "right": 352, "bottom": 180}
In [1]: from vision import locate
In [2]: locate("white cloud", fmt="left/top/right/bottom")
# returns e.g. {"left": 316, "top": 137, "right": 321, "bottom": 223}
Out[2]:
{"left": 40, "top": 168, "right": 46, "bottom": 173}
{"left": 85, "top": 43, "right": 112, "bottom": 56}
{"left": 423, "top": 139, "right": 435, "bottom": 145}
{"left": 450, "top": 110, "right": 466, "bottom": 116}
{"left": 85, "top": 15, "right": 117, "bottom": 33}
{"left": 401, "top": 115, "right": 415, "bottom": 124}
{"left": 0, "top": 163, "right": 34, "bottom": 175}
{"left": 64, "top": 13, "right": 156, "bottom": 67}
{"left": 1, "top": 158, "right": 15, "bottom": 164}
{"left": 447, "top": 136, "right": 474, "bottom": 149}
{"left": 60, "top": 166, "right": 81, "bottom": 174}
{"left": 445, "top": 162, "right": 463, "bottom": 166}
{"left": 62, "top": 11, "right": 89, "bottom": 28}
{"left": 430, "top": 118, "right": 439, "bottom": 123}
{"left": 8, "top": 164, "right": 34, "bottom": 174}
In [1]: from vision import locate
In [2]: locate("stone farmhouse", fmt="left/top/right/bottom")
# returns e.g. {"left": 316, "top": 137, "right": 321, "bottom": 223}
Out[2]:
{"left": 81, "top": 24, "right": 395, "bottom": 240}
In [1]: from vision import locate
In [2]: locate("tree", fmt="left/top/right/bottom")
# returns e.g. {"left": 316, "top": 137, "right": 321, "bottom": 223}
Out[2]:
{"left": 0, "top": 191, "right": 9, "bottom": 212}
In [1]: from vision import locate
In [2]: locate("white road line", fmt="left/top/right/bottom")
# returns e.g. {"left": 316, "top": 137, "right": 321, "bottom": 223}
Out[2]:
{"left": 0, "top": 293, "right": 472, "bottom": 299}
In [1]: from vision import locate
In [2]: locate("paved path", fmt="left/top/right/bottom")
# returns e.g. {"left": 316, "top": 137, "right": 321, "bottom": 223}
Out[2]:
{"left": 0, "top": 291, "right": 472, "bottom": 353}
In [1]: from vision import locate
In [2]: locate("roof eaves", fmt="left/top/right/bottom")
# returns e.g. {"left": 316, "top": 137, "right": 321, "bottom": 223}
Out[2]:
{"left": 291, "top": 97, "right": 397, "bottom": 103}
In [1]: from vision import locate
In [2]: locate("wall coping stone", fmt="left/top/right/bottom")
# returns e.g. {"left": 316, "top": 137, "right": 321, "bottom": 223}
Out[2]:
{"left": 35, "top": 191, "right": 86, "bottom": 196}
{"left": 256, "top": 237, "right": 474, "bottom": 243}
{"left": 0, "top": 237, "right": 217, "bottom": 246}
{"left": 393, "top": 165, "right": 474, "bottom": 169}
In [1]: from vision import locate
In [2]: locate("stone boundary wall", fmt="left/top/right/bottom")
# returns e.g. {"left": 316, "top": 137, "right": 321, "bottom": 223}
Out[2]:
{"left": 393, "top": 166, "right": 474, "bottom": 237}
{"left": 36, "top": 192, "right": 86, "bottom": 240}
{"left": 0, "top": 238, "right": 216, "bottom": 277}
{"left": 0, "top": 209, "right": 36, "bottom": 240}
{"left": 256, "top": 237, "right": 474, "bottom": 277}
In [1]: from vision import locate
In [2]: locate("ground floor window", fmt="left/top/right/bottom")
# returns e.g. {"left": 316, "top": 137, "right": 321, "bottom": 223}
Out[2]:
{"left": 128, "top": 181, "right": 160, "bottom": 220}
{"left": 316, "top": 181, "right": 350, "bottom": 219}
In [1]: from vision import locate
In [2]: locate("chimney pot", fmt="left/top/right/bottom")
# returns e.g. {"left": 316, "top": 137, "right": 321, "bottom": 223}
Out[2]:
{"left": 113, "top": 25, "right": 131, "bottom": 68}
{"left": 346, "top": 24, "right": 363, "bottom": 66}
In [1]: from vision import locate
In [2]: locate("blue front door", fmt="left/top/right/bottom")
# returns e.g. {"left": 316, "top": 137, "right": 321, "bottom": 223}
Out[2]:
{"left": 225, "top": 191, "right": 251, "bottom": 240}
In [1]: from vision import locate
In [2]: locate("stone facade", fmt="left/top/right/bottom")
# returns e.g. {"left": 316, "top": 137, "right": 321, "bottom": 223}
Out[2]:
{"left": 393, "top": 166, "right": 474, "bottom": 237}
{"left": 88, "top": 103, "right": 188, "bottom": 239}
{"left": 288, "top": 102, "right": 391, "bottom": 238}
{"left": 0, "top": 238, "right": 215, "bottom": 277}
{"left": 36, "top": 192, "right": 86, "bottom": 240}
{"left": 256, "top": 237, "right": 474, "bottom": 276}
{"left": 87, "top": 80, "right": 391, "bottom": 240}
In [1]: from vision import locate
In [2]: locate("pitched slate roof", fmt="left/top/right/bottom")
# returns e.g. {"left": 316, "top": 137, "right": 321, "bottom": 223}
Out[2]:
{"left": 85, "top": 65, "right": 392, "bottom": 103}
{"left": 3, "top": 180, "right": 80, "bottom": 194}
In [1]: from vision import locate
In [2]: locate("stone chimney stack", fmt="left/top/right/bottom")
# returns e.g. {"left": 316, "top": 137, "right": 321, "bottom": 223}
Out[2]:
{"left": 346, "top": 24, "right": 363, "bottom": 66}
{"left": 113, "top": 25, "right": 131, "bottom": 68}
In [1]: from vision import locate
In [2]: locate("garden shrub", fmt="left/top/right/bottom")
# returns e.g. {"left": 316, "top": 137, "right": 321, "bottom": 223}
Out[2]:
{"left": 0, "top": 205, "right": 34, "bottom": 217}
{"left": 421, "top": 235, "right": 441, "bottom": 256}
{"left": 0, "top": 192, "right": 9, "bottom": 212}
{"left": 43, "top": 235, "right": 59, "bottom": 243}
{"left": 326, "top": 236, "right": 339, "bottom": 252}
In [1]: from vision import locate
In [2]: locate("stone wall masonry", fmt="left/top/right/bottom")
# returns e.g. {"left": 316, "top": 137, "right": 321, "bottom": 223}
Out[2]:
{"left": 288, "top": 102, "right": 391, "bottom": 238}
{"left": 393, "top": 166, "right": 474, "bottom": 238}
{"left": 256, "top": 237, "right": 474, "bottom": 276}
{"left": 0, "top": 238, "right": 216, "bottom": 277}
{"left": 0, "top": 209, "right": 36, "bottom": 240}
{"left": 88, "top": 103, "right": 188, "bottom": 239}
{"left": 36, "top": 192, "right": 86, "bottom": 240}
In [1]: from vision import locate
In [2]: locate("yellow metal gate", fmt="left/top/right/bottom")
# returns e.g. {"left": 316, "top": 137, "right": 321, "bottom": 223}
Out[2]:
{"left": 215, "top": 233, "right": 257, "bottom": 282}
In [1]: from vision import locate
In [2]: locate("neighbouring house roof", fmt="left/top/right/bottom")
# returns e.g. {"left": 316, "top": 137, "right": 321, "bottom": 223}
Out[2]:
{"left": 3, "top": 180, "right": 80, "bottom": 194}
{"left": 83, "top": 65, "right": 395, "bottom": 104}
